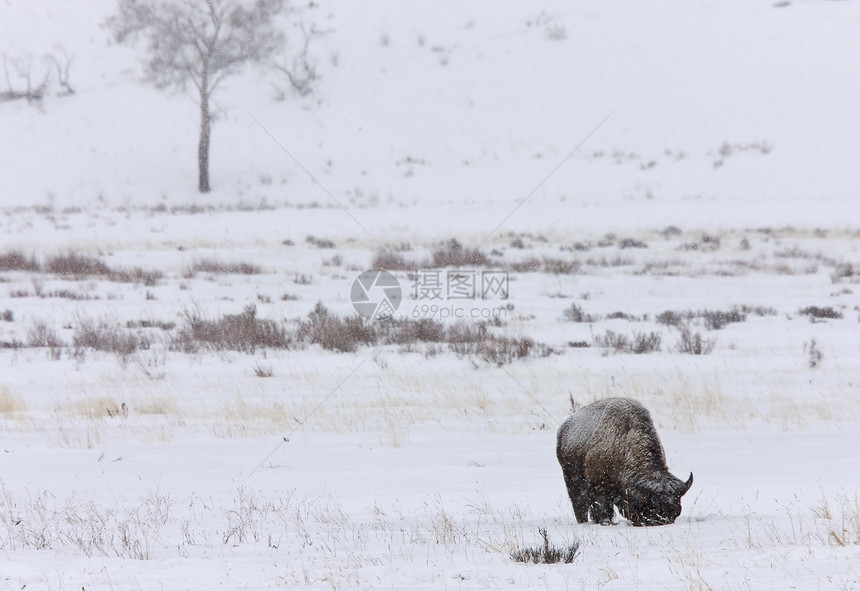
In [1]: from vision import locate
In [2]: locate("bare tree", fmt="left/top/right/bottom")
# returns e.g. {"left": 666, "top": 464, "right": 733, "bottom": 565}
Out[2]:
{"left": 0, "top": 48, "right": 75, "bottom": 105}
{"left": 272, "top": 22, "right": 322, "bottom": 99}
{"left": 2, "top": 53, "right": 50, "bottom": 104}
{"left": 47, "top": 48, "right": 75, "bottom": 96}
{"left": 107, "top": 0, "right": 285, "bottom": 193}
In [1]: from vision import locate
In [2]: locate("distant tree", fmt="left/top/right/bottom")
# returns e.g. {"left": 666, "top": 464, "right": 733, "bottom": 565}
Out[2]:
{"left": 107, "top": 0, "right": 285, "bottom": 193}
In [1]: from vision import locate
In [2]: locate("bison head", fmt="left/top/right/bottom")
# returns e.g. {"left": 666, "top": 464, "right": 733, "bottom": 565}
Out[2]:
{"left": 622, "top": 472, "right": 693, "bottom": 526}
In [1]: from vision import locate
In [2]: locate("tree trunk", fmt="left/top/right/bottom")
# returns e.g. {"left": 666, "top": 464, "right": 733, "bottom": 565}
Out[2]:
{"left": 198, "top": 81, "right": 211, "bottom": 193}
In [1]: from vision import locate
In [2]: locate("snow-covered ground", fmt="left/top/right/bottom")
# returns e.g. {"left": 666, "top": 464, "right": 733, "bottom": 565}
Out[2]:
{"left": 1, "top": 0, "right": 859, "bottom": 589}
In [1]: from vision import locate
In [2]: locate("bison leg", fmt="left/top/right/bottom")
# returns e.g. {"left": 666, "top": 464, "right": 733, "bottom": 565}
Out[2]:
{"left": 589, "top": 496, "right": 615, "bottom": 525}
{"left": 561, "top": 467, "right": 591, "bottom": 523}
{"left": 571, "top": 495, "right": 591, "bottom": 524}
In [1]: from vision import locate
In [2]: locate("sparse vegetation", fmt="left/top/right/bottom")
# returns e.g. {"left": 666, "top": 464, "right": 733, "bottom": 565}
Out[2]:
{"left": 27, "top": 321, "right": 65, "bottom": 359}
{"left": 449, "top": 331, "right": 555, "bottom": 366}
{"left": 0, "top": 387, "right": 25, "bottom": 414}
{"left": 126, "top": 319, "right": 177, "bottom": 331}
{"left": 511, "top": 528, "right": 580, "bottom": 564}
{"left": 46, "top": 253, "right": 113, "bottom": 277}
{"left": 507, "top": 256, "right": 581, "bottom": 274}
{"left": 562, "top": 303, "right": 595, "bottom": 323}
{"left": 675, "top": 326, "right": 716, "bottom": 355}
{"left": 594, "top": 330, "right": 662, "bottom": 354}
{"left": 372, "top": 239, "right": 491, "bottom": 270}
{"left": 701, "top": 307, "right": 746, "bottom": 330}
{"left": 0, "top": 250, "right": 40, "bottom": 272}
{"left": 298, "top": 302, "right": 376, "bottom": 353}
{"left": 657, "top": 310, "right": 692, "bottom": 327}
{"left": 35, "top": 252, "right": 164, "bottom": 285}
{"left": 306, "top": 235, "right": 337, "bottom": 249}
{"left": 372, "top": 250, "right": 415, "bottom": 271}
{"left": 186, "top": 259, "right": 262, "bottom": 276}
{"left": 73, "top": 319, "right": 152, "bottom": 357}
{"left": 804, "top": 339, "right": 823, "bottom": 368}
{"left": 253, "top": 363, "right": 274, "bottom": 378}
{"left": 800, "top": 306, "right": 842, "bottom": 320}
{"left": 619, "top": 238, "right": 647, "bottom": 249}
{"left": 741, "top": 305, "right": 778, "bottom": 317}
{"left": 176, "top": 304, "right": 291, "bottom": 353}
{"left": 831, "top": 263, "right": 855, "bottom": 283}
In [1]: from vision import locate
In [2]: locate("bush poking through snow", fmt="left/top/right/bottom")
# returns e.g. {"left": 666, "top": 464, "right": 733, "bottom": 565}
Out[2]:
{"left": 804, "top": 339, "right": 823, "bottom": 368}
{"left": 372, "top": 238, "right": 491, "bottom": 270}
{"left": 40, "top": 252, "right": 163, "bottom": 285}
{"left": 656, "top": 310, "right": 692, "bottom": 328}
{"left": 298, "top": 303, "right": 376, "bottom": 353}
{"left": 431, "top": 238, "right": 490, "bottom": 268}
{"left": 0, "top": 250, "right": 40, "bottom": 272}
{"left": 185, "top": 259, "right": 262, "bottom": 277}
{"left": 507, "top": 256, "right": 582, "bottom": 274}
{"left": 675, "top": 326, "right": 716, "bottom": 355}
{"left": 73, "top": 320, "right": 152, "bottom": 357}
{"left": 562, "top": 303, "right": 595, "bottom": 323}
{"left": 177, "top": 304, "right": 291, "bottom": 354}
{"left": 831, "top": 263, "right": 855, "bottom": 283}
{"left": 701, "top": 307, "right": 746, "bottom": 330}
{"left": 511, "top": 528, "right": 580, "bottom": 564}
{"left": 305, "top": 235, "right": 336, "bottom": 249}
{"left": 46, "top": 253, "right": 112, "bottom": 277}
{"left": 594, "top": 330, "right": 662, "bottom": 354}
{"left": 27, "top": 322, "right": 65, "bottom": 359}
{"left": 449, "top": 333, "right": 553, "bottom": 366}
{"left": 800, "top": 306, "right": 842, "bottom": 320}
{"left": 372, "top": 250, "right": 415, "bottom": 271}
{"left": 381, "top": 317, "right": 447, "bottom": 344}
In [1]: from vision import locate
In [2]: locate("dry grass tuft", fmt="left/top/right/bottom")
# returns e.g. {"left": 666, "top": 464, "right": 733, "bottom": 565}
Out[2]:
{"left": 511, "top": 528, "right": 580, "bottom": 564}
{"left": 133, "top": 396, "right": 178, "bottom": 416}
{"left": 0, "top": 387, "right": 26, "bottom": 414}
{"left": 67, "top": 396, "right": 125, "bottom": 419}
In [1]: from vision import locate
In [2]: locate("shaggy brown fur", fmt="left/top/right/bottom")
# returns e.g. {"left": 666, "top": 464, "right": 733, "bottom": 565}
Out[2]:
{"left": 556, "top": 397, "right": 693, "bottom": 526}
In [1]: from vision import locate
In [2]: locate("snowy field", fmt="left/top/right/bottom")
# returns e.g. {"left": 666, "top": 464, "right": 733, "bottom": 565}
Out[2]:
{"left": 1, "top": 0, "right": 860, "bottom": 589}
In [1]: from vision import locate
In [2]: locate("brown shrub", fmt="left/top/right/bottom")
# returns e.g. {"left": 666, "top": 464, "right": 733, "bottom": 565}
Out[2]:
{"left": 73, "top": 320, "right": 151, "bottom": 357}
{"left": 372, "top": 250, "right": 415, "bottom": 271}
{"left": 675, "top": 326, "right": 716, "bottom": 355}
{"left": 186, "top": 259, "right": 262, "bottom": 277}
{"left": 46, "top": 253, "right": 112, "bottom": 277}
{"left": 431, "top": 239, "right": 490, "bottom": 267}
{"left": 594, "top": 330, "right": 662, "bottom": 354}
{"left": 0, "top": 250, "right": 40, "bottom": 272}
{"left": 177, "top": 304, "right": 291, "bottom": 353}
{"left": 297, "top": 303, "right": 376, "bottom": 353}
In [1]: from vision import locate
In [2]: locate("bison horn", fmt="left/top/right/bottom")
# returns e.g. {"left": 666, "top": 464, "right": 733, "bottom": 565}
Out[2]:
{"left": 682, "top": 472, "right": 694, "bottom": 494}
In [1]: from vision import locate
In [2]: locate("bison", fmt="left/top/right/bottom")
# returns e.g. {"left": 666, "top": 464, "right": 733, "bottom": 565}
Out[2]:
{"left": 556, "top": 397, "right": 693, "bottom": 526}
